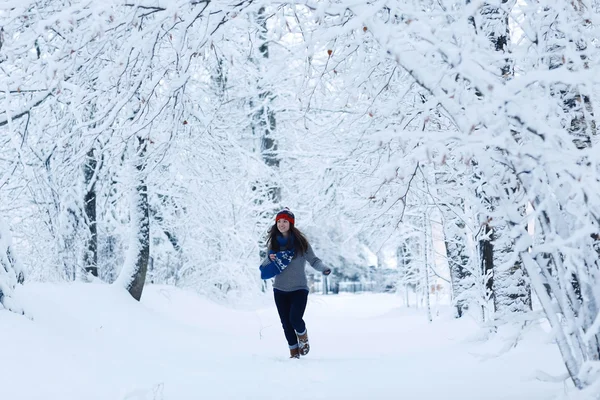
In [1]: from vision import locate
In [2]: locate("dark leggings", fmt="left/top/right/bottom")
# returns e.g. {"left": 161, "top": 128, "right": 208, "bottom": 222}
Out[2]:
{"left": 274, "top": 289, "right": 309, "bottom": 347}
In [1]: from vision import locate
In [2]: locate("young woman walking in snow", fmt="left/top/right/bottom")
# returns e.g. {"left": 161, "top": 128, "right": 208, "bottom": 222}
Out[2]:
{"left": 260, "top": 208, "right": 331, "bottom": 359}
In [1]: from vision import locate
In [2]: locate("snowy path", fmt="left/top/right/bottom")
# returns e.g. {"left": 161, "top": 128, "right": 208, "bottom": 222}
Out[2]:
{"left": 2, "top": 284, "right": 566, "bottom": 400}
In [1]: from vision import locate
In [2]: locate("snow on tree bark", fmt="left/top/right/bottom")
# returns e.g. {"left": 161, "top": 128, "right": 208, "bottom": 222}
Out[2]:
{"left": 254, "top": 6, "right": 280, "bottom": 205}
{"left": 115, "top": 138, "right": 149, "bottom": 301}
{"left": 538, "top": 2, "right": 596, "bottom": 149}
{"left": 444, "top": 217, "right": 472, "bottom": 318}
{"left": 470, "top": 0, "right": 532, "bottom": 320}
{"left": 0, "top": 217, "right": 24, "bottom": 313}
{"left": 84, "top": 147, "right": 98, "bottom": 277}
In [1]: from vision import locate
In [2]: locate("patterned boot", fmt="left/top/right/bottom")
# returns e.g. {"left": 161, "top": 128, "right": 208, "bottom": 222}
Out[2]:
{"left": 297, "top": 330, "right": 310, "bottom": 356}
{"left": 289, "top": 345, "right": 300, "bottom": 359}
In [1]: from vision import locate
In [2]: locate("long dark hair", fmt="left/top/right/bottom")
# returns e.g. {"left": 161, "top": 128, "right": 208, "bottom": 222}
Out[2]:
{"left": 266, "top": 224, "right": 309, "bottom": 256}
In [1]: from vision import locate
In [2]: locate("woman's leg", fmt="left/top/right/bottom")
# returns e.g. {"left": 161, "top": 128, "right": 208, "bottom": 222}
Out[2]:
{"left": 274, "top": 289, "right": 298, "bottom": 347}
{"left": 288, "top": 289, "right": 309, "bottom": 335}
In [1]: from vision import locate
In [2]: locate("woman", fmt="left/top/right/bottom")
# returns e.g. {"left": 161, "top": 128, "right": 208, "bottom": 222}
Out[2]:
{"left": 260, "top": 208, "right": 331, "bottom": 359}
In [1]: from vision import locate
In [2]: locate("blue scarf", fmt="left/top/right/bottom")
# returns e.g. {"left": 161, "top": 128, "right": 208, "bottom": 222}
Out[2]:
{"left": 259, "top": 234, "right": 296, "bottom": 280}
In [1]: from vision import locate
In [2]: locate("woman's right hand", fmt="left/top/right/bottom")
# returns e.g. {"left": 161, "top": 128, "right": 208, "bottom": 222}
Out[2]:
{"left": 269, "top": 254, "right": 276, "bottom": 261}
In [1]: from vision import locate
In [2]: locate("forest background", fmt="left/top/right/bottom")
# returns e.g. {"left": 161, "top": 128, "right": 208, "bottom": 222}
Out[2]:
{"left": 1, "top": 0, "right": 600, "bottom": 396}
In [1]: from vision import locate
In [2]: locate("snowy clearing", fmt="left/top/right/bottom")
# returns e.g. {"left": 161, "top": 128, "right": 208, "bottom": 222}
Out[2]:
{"left": 1, "top": 283, "right": 568, "bottom": 400}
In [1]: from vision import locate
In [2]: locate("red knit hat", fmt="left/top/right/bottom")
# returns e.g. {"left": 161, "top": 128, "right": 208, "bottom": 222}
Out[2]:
{"left": 275, "top": 208, "right": 295, "bottom": 225}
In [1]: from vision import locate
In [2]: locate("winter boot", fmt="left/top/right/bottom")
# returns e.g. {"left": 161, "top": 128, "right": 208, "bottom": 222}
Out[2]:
{"left": 297, "top": 330, "right": 310, "bottom": 356}
{"left": 289, "top": 346, "right": 300, "bottom": 359}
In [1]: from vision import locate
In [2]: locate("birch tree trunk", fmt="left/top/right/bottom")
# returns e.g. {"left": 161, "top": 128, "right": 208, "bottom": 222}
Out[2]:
{"left": 510, "top": 0, "right": 600, "bottom": 388}
{"left": 423, "top": 213, "right": 433, "bottom": 322}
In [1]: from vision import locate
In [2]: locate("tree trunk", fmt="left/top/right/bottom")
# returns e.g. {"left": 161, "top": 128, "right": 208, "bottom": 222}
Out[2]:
{"left": 479, "top": 222, "right": 495, "bottom": 315}
{"left": 540, "top": 4, "right": 596, "bottom": 149}
{"left": 423, "top": 213, "right": 433, "bottom": 322}
{"left": 472, "top": 0, "right": 533, "bottom": 319}
{"left": 513, "top": 3, "right": 600, "bottom": 387}
{"left": 83, "top": 147, "right": 98, "bottom": 277}
{"left": 492, "top": 212, "right": 532, "bottom": 316}
{"left": 252, "top": 7, "right": 280, "bottom": 263}
{"left": 520, "top": 252, "right": 584, "bottom": 389}
{"left": 527, "top": 200, "right": 600, "bottom": 388}
{"left": 0, "top": 216, "right": 24, "bottom": 313}
{"left": 115, "top": 137, "right": 150, "bottom": 301}
{"left": 254, "top": 6, "right": 280, "bottom": 204}
{"left": 444, "top": 219, "right": 472, "bottom": 318}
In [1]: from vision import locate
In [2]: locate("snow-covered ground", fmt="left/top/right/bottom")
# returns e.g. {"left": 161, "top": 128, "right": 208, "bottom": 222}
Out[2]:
{"left": 1, "top": 283, "right": 569, "bottom": 400}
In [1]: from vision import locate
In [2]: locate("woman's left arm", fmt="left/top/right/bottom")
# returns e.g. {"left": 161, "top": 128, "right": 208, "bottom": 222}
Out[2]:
{"left": 306, "top": 245, "right": 331, "bottom": 275}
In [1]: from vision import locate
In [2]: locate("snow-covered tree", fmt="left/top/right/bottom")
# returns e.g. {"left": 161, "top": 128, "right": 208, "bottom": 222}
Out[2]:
{"left": 0, "top": 217, "right": 24, "bottom": 313}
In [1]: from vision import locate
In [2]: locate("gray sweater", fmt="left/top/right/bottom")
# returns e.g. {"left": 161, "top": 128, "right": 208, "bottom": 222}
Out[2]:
{"left": 265, "top": 244, "right": 329, "bottom": 292}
